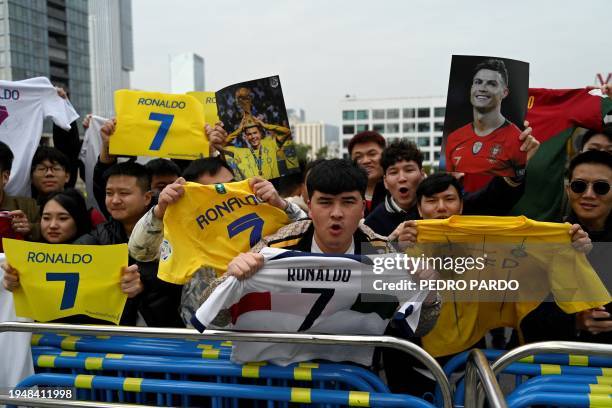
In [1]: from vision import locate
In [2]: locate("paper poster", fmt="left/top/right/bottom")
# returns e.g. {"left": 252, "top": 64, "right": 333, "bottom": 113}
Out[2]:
{"left": 215, "top": 76, "right": 299, "bottom": 180}
{"left": 441, "top": 55, "right": 529, "bottom": 179}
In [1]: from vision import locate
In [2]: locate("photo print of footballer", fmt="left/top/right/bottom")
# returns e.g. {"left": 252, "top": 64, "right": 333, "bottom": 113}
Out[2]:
{"left": 441, "top": 55, "right": 530, "bottom": 179}
{"left": 215, "top": 76, "right": 299, "bottom": 181}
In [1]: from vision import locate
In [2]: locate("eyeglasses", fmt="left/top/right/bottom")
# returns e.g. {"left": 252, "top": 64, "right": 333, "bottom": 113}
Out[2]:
{"left": 569, "top": 180, "right": 611, "bottom": 195}
{"left": 34, "top": 165, "right": 65, "bottom": 174}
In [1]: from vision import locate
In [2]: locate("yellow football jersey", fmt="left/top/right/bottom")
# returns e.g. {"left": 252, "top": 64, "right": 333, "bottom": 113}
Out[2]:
{"left": 186, "top": 91, "right": 220, "bottom": 126}
{"left": 409, "top": 215, "right": 611, "bottom": 357}
{"left": 4, "top": 239, "right": 128, "bottom": 324}
{"left": 158, "top": 180, "right": 290, "bottom": 284}
{"left": 225, "top": 137, "right": 281, "bottom": 180}
{"left": 112, "top": 89, "right": 208, "bottom": 159}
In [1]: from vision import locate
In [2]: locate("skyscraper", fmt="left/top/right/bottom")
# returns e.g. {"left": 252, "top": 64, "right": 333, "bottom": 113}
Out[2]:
{"left": 0, "top": 0, "right": 91, "bottom": 118}
{"left": 88, "top": 0, "right": 133, "bottom": 118}
{"left": 170, "top": 52, "right": 205, "bottom": 94}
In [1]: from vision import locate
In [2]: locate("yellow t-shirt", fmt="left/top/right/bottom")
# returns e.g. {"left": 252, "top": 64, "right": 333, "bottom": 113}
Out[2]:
{"left": 4, "top": 240, "right": 128, "bottom": 324}
{"left": 225, "top": 137, "right": 281, "bottom": 180}
{"left": 409, "top": 215, "right": 611, "bottom": 357}
{"left": 158, "top": 180, "right": 290, "bottom": 284}
{"left": 112, "top": 90, "right": 208, "bottom": 159}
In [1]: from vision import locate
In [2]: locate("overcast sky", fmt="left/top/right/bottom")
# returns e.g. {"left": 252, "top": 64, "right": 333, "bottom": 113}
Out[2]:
{"left": 131, "top": 0, "right": 610, "bottom": 125}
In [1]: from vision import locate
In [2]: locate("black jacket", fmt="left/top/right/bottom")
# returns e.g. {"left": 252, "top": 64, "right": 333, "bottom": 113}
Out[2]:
{"left": 365, "top": 176, "right": 525, "bottom": 237}
{"left": 75, "top": 218, "right": 184, "bottom": 328}
{"left": 364, "top": 180, "right": 387, "bottom": 218}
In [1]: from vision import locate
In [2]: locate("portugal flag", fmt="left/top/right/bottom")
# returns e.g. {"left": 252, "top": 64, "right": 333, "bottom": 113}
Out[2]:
{"left": 463, "top": 88, "right": 612, "bottom": 221}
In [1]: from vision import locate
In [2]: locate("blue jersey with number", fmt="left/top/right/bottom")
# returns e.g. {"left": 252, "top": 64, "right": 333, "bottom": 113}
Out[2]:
{"left": 192, "top": 247, "right": 427, "bottom": 366}
{"left": 158, "top": 180, "right": 290, "bottom": 284}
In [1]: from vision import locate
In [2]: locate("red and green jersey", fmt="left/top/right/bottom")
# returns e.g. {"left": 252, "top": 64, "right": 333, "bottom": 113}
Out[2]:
{"left": 446, "top": 120, "right": 525, "bottom": 177}
{"left": 463, "top": 88, "right": 612, "bottom": 221}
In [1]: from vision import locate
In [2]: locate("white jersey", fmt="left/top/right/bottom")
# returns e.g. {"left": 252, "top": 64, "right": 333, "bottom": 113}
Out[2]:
{"left": 79, "top": 115, "right": 108, "bottom": 211}
{"left": 193, "top": 247, "right": 428, "bottom": 366}
{"left": 0, "top": 77, "right": 79, "bottom": 197}
{"left": 0, "top": 253, "right": 34, "bottom": 390}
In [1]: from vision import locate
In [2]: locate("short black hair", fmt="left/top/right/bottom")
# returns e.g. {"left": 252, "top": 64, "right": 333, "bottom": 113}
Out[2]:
{"left": 103, "top": 161, "right": 151, "bottom": 193}
{"left": 41, "top": 188, "right": 92, "bottom": 241}
{"left": 0, "top": 141, "right": 14, "bottom": 173}
{"left": 568, "top": 150, "right": 612, "bottom": 181}
{"left": 145, "top": 158, "right": 181, "bottom": 177}
{"left": 277, "top": 158, "right": 307, "bottom": 198}
{"left": 381, "top": 140, "right": 424, "bottom": 173}
{"left": 416, "top": 173, "right": 463, "bottom": 203}
{"left": 473, "top": 58, "right": 509, "bottom": 87}
{"left": 30, "top": 146, "right": 70, "bottom": 175}
{"left": 580, "top": 124, "right": 612, "bottom": 151}
{"left": 182, "top": 157, "right": 234, "bottom": 183}
{"left": 307, "top": 159, "right": 367, "bottom": 198}
{"left": 348, "top": 131, "right": 386, "bottom": 156}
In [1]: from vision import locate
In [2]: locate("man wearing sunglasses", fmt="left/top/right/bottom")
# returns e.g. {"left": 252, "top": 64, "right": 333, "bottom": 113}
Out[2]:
{"left": 523, "top": 150, "right": 612, "bottom": 343}
{"left": 566, "top": 150, "right": 612, "bottom": 342}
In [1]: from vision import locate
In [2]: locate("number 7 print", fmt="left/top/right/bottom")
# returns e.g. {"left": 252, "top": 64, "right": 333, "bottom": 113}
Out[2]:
{"left": 227, "top": 212, "right": 265, "bottom": 247}
{"left": 46, "top": 272, "right": 80, "bottom": 310}
{"left": 148, "top": 112, "right": 174, "bottom": 151}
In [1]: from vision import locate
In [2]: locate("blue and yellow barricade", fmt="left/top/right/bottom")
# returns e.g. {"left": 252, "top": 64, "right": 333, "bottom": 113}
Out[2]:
{"left": 26, "top": 332, "right": 407, "bottom": 407}
{"left": 31, "top": 350, "right": 377, "bottom": 393}
{"left": 444, "top": 349, "right": 612, "bottom": 408}
{"left": 506, "top": 391, "right": 611, "bottom": 408}
{"left": 31, "top": 333, "right": 232, "bottom": 360}
{"left": 16, "top": 372, "right": 437, "bottom": 408}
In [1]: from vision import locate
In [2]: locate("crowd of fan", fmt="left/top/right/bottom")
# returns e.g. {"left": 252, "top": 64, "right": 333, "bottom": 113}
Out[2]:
{"left": 0, "top": 89, "right": 611, "bottom": 396}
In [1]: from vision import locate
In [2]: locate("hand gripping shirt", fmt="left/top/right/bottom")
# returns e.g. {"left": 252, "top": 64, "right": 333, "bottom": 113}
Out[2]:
{"left": 192, "top": 247, "right": 428, "bottom": 366}
{"left": 158, "top": 180, "right": 290, "bottom": 284}
{"left": 0, "top": 77, "right": 79, "bottom": 196}
{"left": 410, "top": 215, "right": 611, "bottom": 357}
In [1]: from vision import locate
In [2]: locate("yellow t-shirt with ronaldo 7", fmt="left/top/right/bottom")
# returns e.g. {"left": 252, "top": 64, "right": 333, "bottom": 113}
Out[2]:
{"left": 408, "top": 215, "right": 611, "bottom": 357}
{"left": 158, "top": 180, "right": 290, "bottom": 284}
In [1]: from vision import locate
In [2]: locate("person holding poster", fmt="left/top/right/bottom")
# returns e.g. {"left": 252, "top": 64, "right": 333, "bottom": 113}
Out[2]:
{"left": 444, "top": 57, "right": 530, "bottom": 179}
{"left": 2, "top": 189, "right": 141, "bottom": 324}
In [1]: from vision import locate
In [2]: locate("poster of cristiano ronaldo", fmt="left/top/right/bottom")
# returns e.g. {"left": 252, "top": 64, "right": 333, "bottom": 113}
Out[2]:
{"left": 215, "top": 75, "right": 299, "bottom": 181}
{"left": 441, "top": 55, "right": 529, "bottom": 182}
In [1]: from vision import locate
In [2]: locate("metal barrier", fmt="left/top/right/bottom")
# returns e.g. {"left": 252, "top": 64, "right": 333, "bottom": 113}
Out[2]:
{"left": 0, "top": 397, "right": 155, "bottom": 407}
{"left": 30, "top": 350, "right": 377, "bottom": 393}
{"left": 0, "top": 321, "right": 454, "bottom": 408}
{"left": 31, "top": 346, "right": 391, "bottom": 393}
{"left": 463, "top": 349, "right": 506, "bottom": 408}
{"left": 506, "top": 392, "right": 611, "bottom": 408}
{"left": 15, "top": 372, "right": 438, "bottom": 408}
{"left": 478, "top": 341, "right": 612, "bottom": 408}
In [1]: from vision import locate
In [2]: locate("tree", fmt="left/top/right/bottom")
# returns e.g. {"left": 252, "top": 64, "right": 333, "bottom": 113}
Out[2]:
{"left": 294, "top": 143, "right": 312, "bottom": 162}
{"left": 315, "top": 146, "right": 328, "bottom": 159}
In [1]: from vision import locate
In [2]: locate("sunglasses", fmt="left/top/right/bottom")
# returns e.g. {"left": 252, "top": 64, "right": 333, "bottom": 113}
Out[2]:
{"left": 569, "top": 180, "right": 611, "bottom": 195}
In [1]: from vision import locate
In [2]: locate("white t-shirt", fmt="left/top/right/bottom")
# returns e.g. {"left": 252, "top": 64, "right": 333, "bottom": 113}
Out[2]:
{"left": 193, "top": 247, "right": 426, "bottom": 366}
{"left": 79, "top": 115, "right": 108, "bottom": 211}
{"left": 0, "top": 253, "right": 34, "bottom": 390}
{"left": 0, "top": 77, "right": 79, "bottom": 197}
